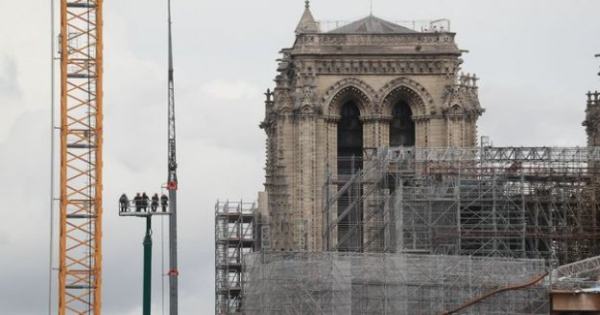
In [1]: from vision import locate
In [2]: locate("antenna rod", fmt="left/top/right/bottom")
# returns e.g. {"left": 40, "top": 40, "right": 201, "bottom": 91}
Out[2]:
{"left": 167, "top": 0, "right": 179, "bottom": 314}
{"left": 49, "top": 0, "right": 56, "bottom": 313}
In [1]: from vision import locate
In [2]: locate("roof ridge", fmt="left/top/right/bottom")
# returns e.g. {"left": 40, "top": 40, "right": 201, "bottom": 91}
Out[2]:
{"left": 328, "top": 15, "right": 417, "bottom": 34}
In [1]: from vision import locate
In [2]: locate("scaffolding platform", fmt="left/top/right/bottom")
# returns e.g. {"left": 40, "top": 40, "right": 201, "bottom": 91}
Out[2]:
{"left": 215, "top": 200, "right": 258, "bottom": 315}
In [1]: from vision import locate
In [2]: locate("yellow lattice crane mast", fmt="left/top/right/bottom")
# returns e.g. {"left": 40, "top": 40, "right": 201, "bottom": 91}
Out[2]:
{"left": 58, "top": 0, "right": 103, "bottom": 314}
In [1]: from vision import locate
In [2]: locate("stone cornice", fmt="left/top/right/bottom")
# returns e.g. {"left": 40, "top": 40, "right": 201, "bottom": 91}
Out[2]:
{"left": 412, "top": 115, "right": 432, "bottom": 122}
{"left": 360, "top": 115, "right": 392, "bottom": 123}
{"left": 310, "top": 58, "right": 459, "bottom": 76}
{"left": 323, "top": 114, "right": 340, "bottom": 123}
{"left": 425, "top": 114, "right": 445, "bottom": 120}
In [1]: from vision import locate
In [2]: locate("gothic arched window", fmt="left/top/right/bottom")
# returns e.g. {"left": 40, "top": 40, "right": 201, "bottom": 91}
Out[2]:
{"left": 337, "top": 101, "right": 363, "bottom": 175}
{"left": 390, "top": 101, "right": 415, "bottom": 147}
{"left": 336, "top": 100, "right": 363, "bottom": 251}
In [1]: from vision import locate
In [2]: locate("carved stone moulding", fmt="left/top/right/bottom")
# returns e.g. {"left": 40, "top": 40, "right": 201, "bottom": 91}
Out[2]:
{"left": 379, "top": 77, "right": 434, "bottom": 116}
{"left": 312, "top": 59, "right": 459, "bottom": 75}
{"left": 296, "top": 33, "right": 456, "bottom": 47}
{"left": 321, "top": 77, "right": 377, "bottom": 116}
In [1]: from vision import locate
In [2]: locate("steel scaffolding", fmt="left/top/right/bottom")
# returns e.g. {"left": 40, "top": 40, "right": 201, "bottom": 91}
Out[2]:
{"left": 215, "top": 200, "right": 258, "bottom": 315}
{"left": 241, "top": 252, "right": 549, "bottom": 315}
{"left": 215, "top": 146, "right": 600, "bottom": 313}
{"left": 325, "top": 147, "right": 600, "bottom": 264}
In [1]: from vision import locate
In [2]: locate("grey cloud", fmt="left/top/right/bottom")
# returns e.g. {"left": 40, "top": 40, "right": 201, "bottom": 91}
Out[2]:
{"left": 0, "top": 110, "right": 51, "bottom": 314}
{"left": 0, "top": 230, "right": 9, "bottom": 245}
{"left": 177, "top": 80, "right": 265, "bottom": 155}
{"left": 0, "top": 54, "right": 20, "bottom": 100}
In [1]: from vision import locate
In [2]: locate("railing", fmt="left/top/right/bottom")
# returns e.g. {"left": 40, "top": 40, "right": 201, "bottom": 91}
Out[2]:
{"left": 382, "top": 146, "right": 600, "bottom": 163}
{"left": 317, "top": 18, "right": 451, "bottom": 33}
{"left": 215, "top": 200, "right": 257, "bottom": 216}
{"left": 587, "top": 91, "right": 600, "bottom": 106}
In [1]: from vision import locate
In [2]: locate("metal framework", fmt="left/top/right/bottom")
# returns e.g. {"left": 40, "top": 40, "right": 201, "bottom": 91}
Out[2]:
{"left": 551, "top": 254, "right": 600, "bottom": 291}
{"left": 215, "top": 200, "right": 258, "bottom": 315}
{"left": 553, "top": 255, "right": 600, "bottom": 280}
{"left": 58, "top": 0, "right": 103, "bottom": 314}
{"left": 324, "top": 147, "right": 600, "bottom": 265}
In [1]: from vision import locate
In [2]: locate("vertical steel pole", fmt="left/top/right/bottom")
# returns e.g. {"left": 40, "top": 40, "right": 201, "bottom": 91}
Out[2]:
{"left": 167, "top": 0, "right": 179, "bottom": 313}
{"left": 143, "top": 216, "right": 153, "bottom": 315}
{"left": 168, "top": 191, "right": 177, "bottom": 315}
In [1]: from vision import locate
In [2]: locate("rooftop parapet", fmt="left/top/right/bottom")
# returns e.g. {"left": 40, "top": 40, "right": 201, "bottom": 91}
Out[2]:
{"left": 458, "top": 72, "right": 479, "bottom": 89}
{"left": 587, "top": 91, "right": 600, "bottom": 107}
{"left": 292, "top": 30, "right": 460, "bottom": 56}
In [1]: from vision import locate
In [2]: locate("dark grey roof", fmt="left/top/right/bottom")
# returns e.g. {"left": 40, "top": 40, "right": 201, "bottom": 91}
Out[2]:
{"left": 328, "top": 15, "right": 417, "bottom": 34}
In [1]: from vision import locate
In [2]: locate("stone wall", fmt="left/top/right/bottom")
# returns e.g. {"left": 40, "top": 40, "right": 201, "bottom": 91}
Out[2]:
{"left": 260, "top": 30, "right": 484, "bottom": 252}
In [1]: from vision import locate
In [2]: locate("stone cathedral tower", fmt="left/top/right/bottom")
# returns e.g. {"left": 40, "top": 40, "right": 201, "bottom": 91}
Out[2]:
{"left": 584, "top": 91, "right": 600, "bottom": 146}
{"left": 584, "top": 60, "right": 600, "bottom": 146}
{"left": 260, "top": 3, "right": 484, "bottom": 251}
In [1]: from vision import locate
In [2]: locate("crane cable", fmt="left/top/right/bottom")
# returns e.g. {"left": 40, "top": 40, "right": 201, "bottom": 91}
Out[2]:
{"left": 441, "top": 271, "right": 549, "bottom": 315}
{"left": 48, "top": 0, "right": 56, "bottom": 313}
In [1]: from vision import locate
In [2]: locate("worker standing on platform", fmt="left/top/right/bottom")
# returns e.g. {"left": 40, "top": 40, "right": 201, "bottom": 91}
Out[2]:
{"left": 161, "top": 194, "right": 169, "bottom": 212}
{"left": 151, "top": 194, "right": 159, "bottom": 212}
{"left": 141, "top": 193, "right": 150, "bottom": 212}
{"left": 134, "top": 193, "right": 142, "bottom": 212}
{"left": 119, "top": 194, "right": 129, "bottom": 213}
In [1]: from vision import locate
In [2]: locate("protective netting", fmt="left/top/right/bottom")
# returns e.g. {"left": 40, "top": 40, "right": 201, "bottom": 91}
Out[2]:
{"left": 242, "top": 252, "right": 549, "bottom": 315}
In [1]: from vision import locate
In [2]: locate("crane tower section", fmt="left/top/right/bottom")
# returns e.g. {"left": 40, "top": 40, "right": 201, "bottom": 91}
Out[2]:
{"left": 58, "top": 0, "right": 103, "bottom": 314}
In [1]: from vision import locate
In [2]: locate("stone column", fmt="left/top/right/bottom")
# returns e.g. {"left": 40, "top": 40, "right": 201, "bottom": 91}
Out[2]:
{"left": 296, "top": 113, "right": 316, "bottom": 251}
{"left": 414, "top": 117, "right": 430, "bottom": 148}
{"left": 267, "top": 113, "right": 295, "bottom": 251}
{"left": 362, "top": 116, "right": 379, "bottom": 149}
{"left": 428, "top": 116, "right": 447, "bottom": 147}
{"left": 446, "top": 115, "right": 466, "bottom": 148}
{"left": 324, "top": 117, "right": 339, "bottom": 250}
{"left": 363, "top": 115, "right": 391, "bottom": 148}
{"left": 380, "top": 117, "right": 391, "bottom": 148}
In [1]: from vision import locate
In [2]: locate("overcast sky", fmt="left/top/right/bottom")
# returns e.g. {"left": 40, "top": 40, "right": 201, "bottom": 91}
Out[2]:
{"left": 1, "top": 0, "right": 600, "bottom": 314}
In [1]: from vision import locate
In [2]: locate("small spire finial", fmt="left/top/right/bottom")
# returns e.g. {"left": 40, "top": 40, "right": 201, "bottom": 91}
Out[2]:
{"left": 305, "top": 0, "right": 310, "bottom": 9}
{"left": 370, "top": 0, "right": 373, "bottom": 16}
